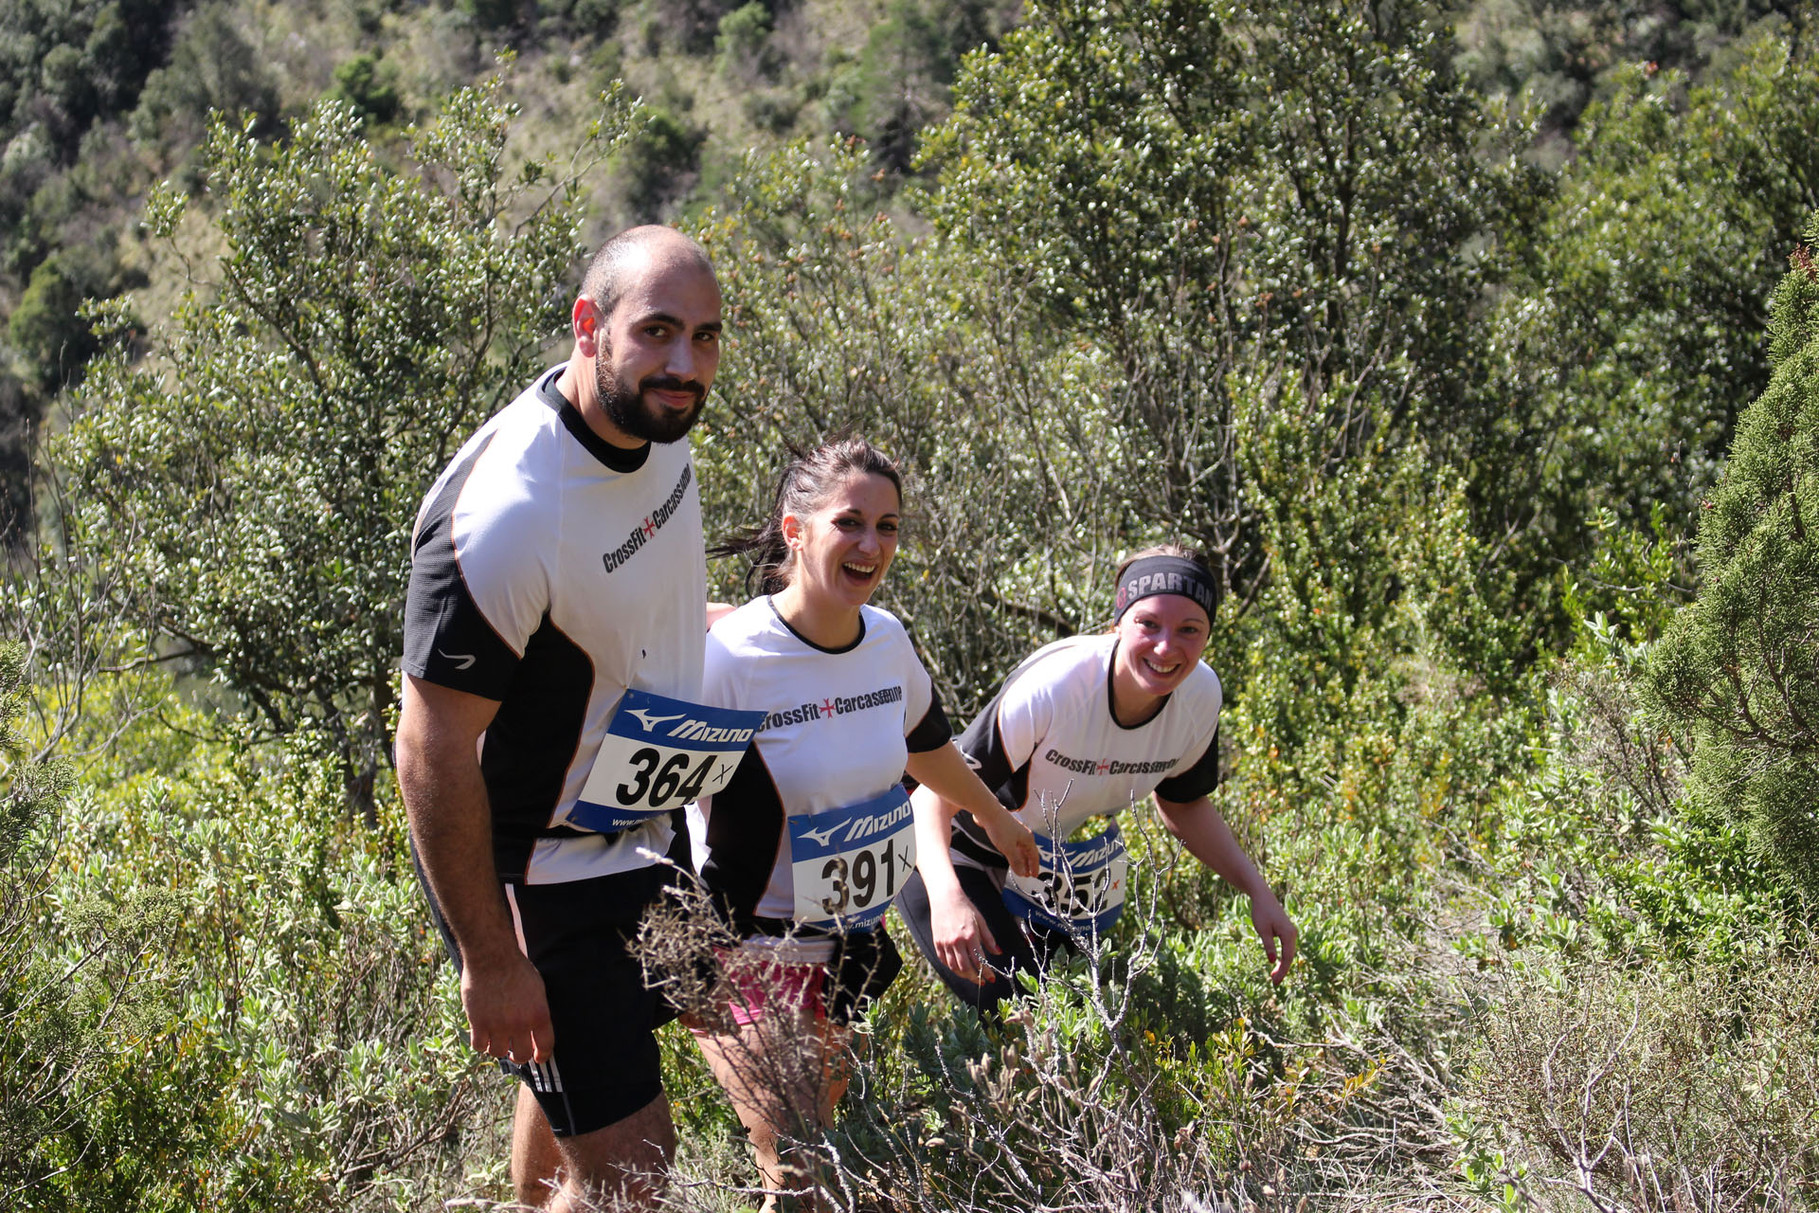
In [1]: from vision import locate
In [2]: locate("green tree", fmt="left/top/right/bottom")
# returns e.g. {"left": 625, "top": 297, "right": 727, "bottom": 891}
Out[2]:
{"left": 1647, "top": 211, "right": 1819, "bottom": 895}
{"left": 54, "top": 78, "right": 646, "bottom": 810}
{"left": 327, "top": 51, "right": 403, "bottom": 126}
{"left": 1483, "top": 30, "right": 1819, "bottom": 617}
{"left": 924, "top": 0, "right": 1534, "bottom": 615}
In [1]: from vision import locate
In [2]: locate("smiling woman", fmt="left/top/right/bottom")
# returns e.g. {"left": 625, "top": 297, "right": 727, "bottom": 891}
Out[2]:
{"left": 898, "top": 543, "right": 1298, "bottom": 1013}
{"left": 687, "top": 437, "right": 1037, "bottom": 1210}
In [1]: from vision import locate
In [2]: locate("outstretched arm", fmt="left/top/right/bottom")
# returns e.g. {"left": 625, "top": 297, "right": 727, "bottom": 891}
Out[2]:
{"left": 397, "top": 674, "right": 555, "bottom": 1062}
{"left": 904, "top": 745, "right": 1040, "bottom": 984}
{"left": 1154, "top": 793, "right": 1297, "bottom": 984}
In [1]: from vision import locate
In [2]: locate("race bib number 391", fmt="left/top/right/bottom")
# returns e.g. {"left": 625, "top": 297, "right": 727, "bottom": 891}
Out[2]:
{"left": 1002, "top": 823, "right": 1128, "bottom": 935}
{"left": 789, "top": 786, "right": 917, "bottom": 930}
{"left": 567, "top": 690, "right": 766, "bottom": 834}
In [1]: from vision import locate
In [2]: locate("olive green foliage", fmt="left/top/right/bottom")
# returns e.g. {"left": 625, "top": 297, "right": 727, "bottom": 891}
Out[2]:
{"left": 924, "top": 0, "right": 1532, "bottom": 608}
{"left": 327, "top": 52, "right": 404, "bottom": 127}
{"left": 1469, "top": 951, "right": 1819, "bottom": 1209}
{"left": 0, "top": 646, "right": 185, "bottom": 1206}
{"left": 1648, "top": 210, "right": 1819, "bottom": 895}
{"left": 55, "top": 79, "right": 641, "bottom": 801}
{"left": 127, "top": 2, "right": 280, "bottom": 160}
{"left": 696, "top": 138, "right": 1135, "bottom": 708}
{"left": 1485, "top": 29, "right": 1819, "bottom": 603}
{"left": 1454, "top": 0, "right": 1811, "bottom": 135}
{"left": 10, "top": 1, "right": 1819, "bottom": 1208}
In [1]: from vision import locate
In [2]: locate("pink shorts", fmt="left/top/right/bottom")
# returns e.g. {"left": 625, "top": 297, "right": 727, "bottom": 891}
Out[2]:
{"left": 716, "top": 951, "right": 829, "bottom": 1027}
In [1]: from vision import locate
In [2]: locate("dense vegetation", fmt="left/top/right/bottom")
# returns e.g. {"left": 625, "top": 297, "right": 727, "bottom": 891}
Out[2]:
{"left": 3, "top": 0, "right": 1817, "bottom": 1209}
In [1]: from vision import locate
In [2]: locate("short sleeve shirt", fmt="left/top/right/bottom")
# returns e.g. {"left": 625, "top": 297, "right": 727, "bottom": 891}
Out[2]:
{"left": 403, "top": 368, "right": 707, "bottom": 884}
{"left": 687, "top": 598, "right": 950, "bottom": 926}
{"left": 952, "top": 632, "right": 1222, "bottom": 860}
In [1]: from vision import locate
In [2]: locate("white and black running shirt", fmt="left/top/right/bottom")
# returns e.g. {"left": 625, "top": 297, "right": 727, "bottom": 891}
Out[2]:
{"left": 688, "top": 598, "right": 950, "bottom": 929}
{"left": 950, "top": 633, "right": 1222, "bottom": 868}
{"left": 403, "top": 368, "right": 707, "bottom": 885}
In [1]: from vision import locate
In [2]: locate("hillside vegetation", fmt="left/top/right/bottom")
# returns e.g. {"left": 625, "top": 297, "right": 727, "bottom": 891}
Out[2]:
{"left": 3, "top": 1, "right": 1819, "bottom": 1210}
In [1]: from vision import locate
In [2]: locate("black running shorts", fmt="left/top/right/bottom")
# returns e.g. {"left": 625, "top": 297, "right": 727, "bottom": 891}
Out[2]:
{"left": 416, "top": 846, "right": 684, "bottom": 1137}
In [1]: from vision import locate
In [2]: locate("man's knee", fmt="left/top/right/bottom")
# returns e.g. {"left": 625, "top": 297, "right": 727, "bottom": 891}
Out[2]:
{"left": 554, "top": 1091, "right": 676, "bottom": 1195}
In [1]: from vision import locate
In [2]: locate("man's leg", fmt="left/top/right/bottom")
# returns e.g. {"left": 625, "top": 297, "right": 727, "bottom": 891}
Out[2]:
{"left": 547, "top": 1092, "right": 677, "bottom": 1213}
{"left": 513, "top": 1085, "right": 562, "bottom": 1208}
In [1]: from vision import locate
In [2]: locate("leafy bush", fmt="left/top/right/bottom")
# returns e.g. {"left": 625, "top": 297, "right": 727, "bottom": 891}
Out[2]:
{"left": 57, "top": 77, "right": 645, "bottom": 809}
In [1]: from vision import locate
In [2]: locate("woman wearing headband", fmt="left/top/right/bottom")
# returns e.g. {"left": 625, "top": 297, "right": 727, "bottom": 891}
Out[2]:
{"left": 898, "top": 544, "right": 1296, "bottom": 1011}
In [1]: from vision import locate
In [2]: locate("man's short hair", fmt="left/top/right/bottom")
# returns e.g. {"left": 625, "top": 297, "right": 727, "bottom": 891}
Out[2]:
{"left": 581, "top": 226, "right": 715, "bottom": 321}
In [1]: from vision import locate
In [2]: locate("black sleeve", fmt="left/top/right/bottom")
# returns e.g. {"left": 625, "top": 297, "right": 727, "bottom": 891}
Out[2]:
{"left": 401, "top": 437, "right": 521, "bottom": 699}
{"left": 1154, "top": 725, "right": 1222, "bottom": 803}
{"left": 696, "top": 745, "right": 786, "bottom": 929}
{"left": 905, "top": 687, "right": 953, "bottom": 753}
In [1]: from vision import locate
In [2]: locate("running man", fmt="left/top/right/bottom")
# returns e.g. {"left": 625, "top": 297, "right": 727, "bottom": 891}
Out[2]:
{"left": 397, "top": 226, "right": 724, "bottom": 1211}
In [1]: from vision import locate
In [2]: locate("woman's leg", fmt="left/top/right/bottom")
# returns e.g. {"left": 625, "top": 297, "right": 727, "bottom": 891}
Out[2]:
{"left": 693, "top": 986, "right": 849, "bottom": 1210}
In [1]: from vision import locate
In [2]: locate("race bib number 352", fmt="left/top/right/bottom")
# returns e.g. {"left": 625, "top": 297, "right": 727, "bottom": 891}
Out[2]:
{"left": 567, "top": 690, "right": 766, "bottom": 834}
{"left": 1002, "top": 823, "right": 1128, "bottom": 935}
{"left": 788, "top": 786, "right": 916, "bottom": 930}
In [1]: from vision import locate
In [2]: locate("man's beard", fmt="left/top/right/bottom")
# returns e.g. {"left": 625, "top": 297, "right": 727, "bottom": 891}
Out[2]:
{"left": 596, "top": 356, "right": 704, "bottom": 445}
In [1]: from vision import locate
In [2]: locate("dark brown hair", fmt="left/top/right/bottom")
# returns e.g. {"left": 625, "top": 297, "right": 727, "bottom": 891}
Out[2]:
{"left": 713, "top": 436, "right": 904, "bottom": 595}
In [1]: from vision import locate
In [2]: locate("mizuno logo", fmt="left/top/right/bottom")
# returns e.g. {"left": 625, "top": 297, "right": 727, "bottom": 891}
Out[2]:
{"left": 628, "top": 708, "right": 685, "bottom": 732}
{"left": 799, "top": 823, "right": 842, "bottom": 847}
{"left": 438, "top": 649, "right": 476, "bottom": 670}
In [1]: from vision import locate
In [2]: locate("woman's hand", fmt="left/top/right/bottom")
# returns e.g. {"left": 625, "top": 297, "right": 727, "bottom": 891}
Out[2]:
{"left": 1249, "top": 888, "right": 1298, "bottom": 985}
{"left": 931, "top": 883, "right": 1001, "bottom": 985}
{"left": 978, "top": 805, "right": 1040, "bottom": 879}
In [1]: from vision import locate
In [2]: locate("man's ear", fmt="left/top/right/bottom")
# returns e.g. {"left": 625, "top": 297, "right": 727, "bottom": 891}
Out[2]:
{"left": 572, "top": 297, "right": 601, "bottom": 356}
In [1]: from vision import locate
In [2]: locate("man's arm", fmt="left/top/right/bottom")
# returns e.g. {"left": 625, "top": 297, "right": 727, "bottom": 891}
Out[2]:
{"left": 397, "top": 674, "right": 555, "bottom": 1063}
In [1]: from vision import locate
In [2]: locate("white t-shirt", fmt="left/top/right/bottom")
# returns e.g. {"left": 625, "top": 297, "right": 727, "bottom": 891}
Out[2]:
{"left": 949, "top": 632, "right": 1222, "bottom": 867}
{"left": 689, "top": 598, "right": 950, "bottom": 929}
{"left": 403, "top": 368, "right": 706, "bottom": 884}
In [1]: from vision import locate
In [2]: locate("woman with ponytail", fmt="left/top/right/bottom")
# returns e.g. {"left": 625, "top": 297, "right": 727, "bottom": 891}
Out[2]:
{"left": 687, "top": 436, "right": 1037, "bottom": 1209}
{"left": 898, "top": 544, "right": 1296, "bottom": 1012}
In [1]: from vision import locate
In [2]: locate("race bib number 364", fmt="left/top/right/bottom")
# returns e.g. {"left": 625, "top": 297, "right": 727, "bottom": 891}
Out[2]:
{"left": 788, "top": 787, "right": 916, "bottom": 930}
{"left": 568, "top": 690, "right": 766, "bottom": 834}
{"left": 1002, "top": 823, "right": 1128, "bottom": 935}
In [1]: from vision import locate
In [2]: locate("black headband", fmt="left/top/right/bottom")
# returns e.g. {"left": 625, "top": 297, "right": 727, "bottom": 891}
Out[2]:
{"left": 1114, "top": 556, "right": 1219, "bottom": 621}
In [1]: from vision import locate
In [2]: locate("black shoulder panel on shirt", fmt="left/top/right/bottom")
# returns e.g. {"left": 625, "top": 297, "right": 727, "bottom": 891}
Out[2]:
{"left": 905, "top": 687, "right": 952, "bottom": 753}
{"left": 1154, "top": 724, "right": 1222, "bottom": 803}
{"left": 402, "top": 433, "right": 522, "bottom": 701}
{"left": 479, "top": 612, "right": 596, "bottom": 882}
{"left": 955, "top": 688, "right": 1029, "bottom": 814}
{"left": 698, "top": 744, "right": 786, "bottom": 929}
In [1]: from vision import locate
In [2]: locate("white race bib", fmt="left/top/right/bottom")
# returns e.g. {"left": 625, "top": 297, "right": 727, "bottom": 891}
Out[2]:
{"left": 567, "top": 690, "right": 766, "bottom": 834}
{"left": 788, "top": 786, "right": 917, "bottom": 930}
{"left": 1002, "top": 822, "right": 1128, "bottom": 934}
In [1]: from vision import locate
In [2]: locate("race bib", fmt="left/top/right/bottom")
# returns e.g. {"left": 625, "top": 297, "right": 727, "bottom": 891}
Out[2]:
{"left": 788, "top": 786, "right": 917, "bottom": 930}
{"left": 1002, "top": 822, "right": 1128, "bottom": 934}
{"left": 567, "top": 690, "right": 766, "bottom": 834}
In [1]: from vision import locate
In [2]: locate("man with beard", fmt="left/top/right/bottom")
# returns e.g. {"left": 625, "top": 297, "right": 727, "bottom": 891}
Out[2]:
{"left": 398, "top": 226, "right": 724, "bottom": 1212}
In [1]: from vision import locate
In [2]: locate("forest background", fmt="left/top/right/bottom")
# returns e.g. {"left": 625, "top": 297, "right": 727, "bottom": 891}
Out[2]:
{"left": 2, "top": 0, "right": 1818, "bottom": 1209}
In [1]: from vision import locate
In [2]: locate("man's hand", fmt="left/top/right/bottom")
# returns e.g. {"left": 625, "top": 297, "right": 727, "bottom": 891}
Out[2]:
{"left": 462, "top": 950, "right": 556, "bottom": 1064}
{"left": 1249, "top": 890, "right": 1298, "bottom": 986}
